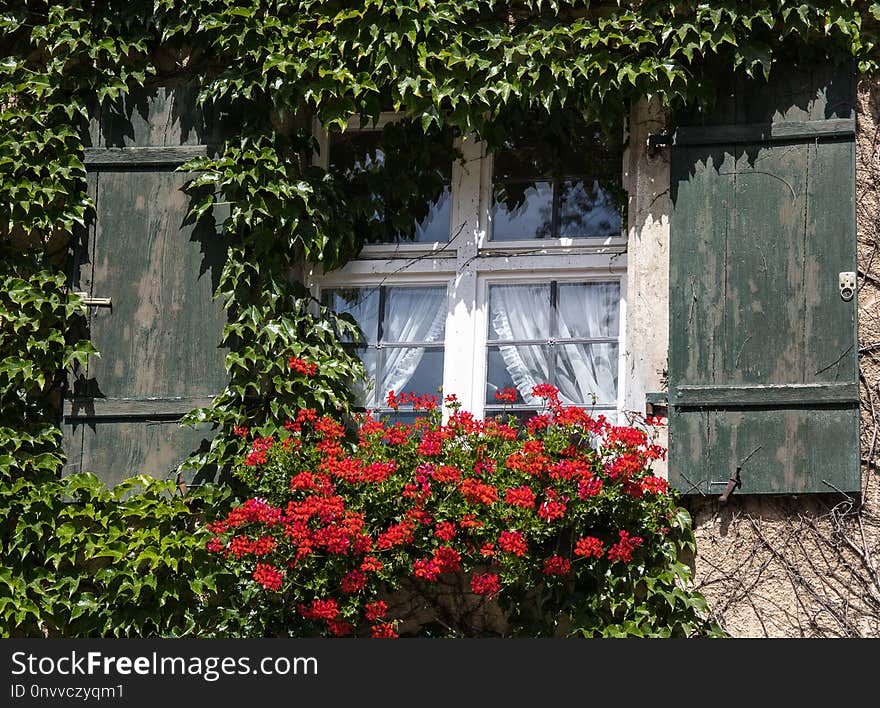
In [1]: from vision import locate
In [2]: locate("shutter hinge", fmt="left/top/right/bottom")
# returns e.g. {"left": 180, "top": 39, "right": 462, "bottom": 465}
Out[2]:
{"left": 74, "top": 291, "right": 112, "bottom": 307}
{"left": 646, "top": 133, "right": 671, "bottom": 155}
{"left": 645, "top": 392, "right": 668, "bottom": 418}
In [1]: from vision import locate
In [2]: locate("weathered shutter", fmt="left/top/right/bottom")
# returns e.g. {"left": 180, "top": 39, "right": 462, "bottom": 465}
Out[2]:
{"left": 668, "top": 64, "right": 859, "bottom": 495}
{"left": 62, "top": 85, "right": 230, "bottom": 487}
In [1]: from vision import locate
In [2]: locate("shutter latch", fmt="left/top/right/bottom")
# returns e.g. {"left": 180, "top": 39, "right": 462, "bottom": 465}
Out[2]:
{"left": 74, "top": 291, "right": 112, "bottom": 308}
{"left": 715, "top": 445, "right": 763, "bottom": 502}
{"left": 718, "top": 469, "right": 741, "bottom": 504}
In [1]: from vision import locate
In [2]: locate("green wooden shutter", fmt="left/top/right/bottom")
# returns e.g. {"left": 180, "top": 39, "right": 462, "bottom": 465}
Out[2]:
{"left": 668, "top": 64, "right": 859, "bottom": 496}
{"left": 62, "top": 85, "right": 230, "bottom": 487}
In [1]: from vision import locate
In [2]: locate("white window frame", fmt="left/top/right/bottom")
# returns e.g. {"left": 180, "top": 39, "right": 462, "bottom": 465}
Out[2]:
{"left": 308, "top": 113, "right": 629, "bottom": 423}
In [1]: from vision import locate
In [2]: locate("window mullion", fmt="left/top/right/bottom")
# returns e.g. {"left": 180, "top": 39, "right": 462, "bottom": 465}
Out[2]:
{"left": 444, "top": 136, "right": 484, "bottom": 418}
{"left": 374, "top": 287, "right": 387, "bottom": 408}
{"left": 549, "top": 281, "right": 558, "bottom": 390}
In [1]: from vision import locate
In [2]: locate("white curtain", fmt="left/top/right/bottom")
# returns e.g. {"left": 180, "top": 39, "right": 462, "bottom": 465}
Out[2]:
{"left": 555, "top": 283, "right": 618, "bottom": 405}
{"left": 491, "top": 283, "right": 618, "bottom": 406}
{"left": 380, "top": 288, "right": 446, "bottom": 399}
{"left": 490, "top": 285, "right": 551, "bottom": 405}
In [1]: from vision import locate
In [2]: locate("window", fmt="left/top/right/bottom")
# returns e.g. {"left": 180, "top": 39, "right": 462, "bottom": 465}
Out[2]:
{"left": 484, "top": 281, "right": 620, "bottom": 419}
{"left": 311, "top": 114, "right": 627, "bottom": 422}
{"left": 490, "top": 124, "right": 624, "bottom": 241}
{"left": 322, "top": 285, "right": 447, "bottom": 422}
{"left": 327, "top": 119, "right": 453, "bottom": 244}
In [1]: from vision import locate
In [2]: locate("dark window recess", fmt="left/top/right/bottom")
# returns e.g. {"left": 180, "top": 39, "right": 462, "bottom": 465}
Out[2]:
{"left": 490, "top": 124, "right": 624, "bottom": 241}
{"left": 328, "top": 123, "right": 453, "bottom": 244}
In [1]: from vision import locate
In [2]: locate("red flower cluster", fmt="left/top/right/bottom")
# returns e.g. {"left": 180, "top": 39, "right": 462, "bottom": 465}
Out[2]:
{"left": 459, "top": 478, "right": 498, "bottom": 505}
{"left": 361, "top": 556, "right": 383, "bottom": 572}
{"left": 386, "top": 390, "right": 439, "bottom": 410}
{"left": 641, "top": 475, "right": 669, "bottom": 495}
{"left": 327, "top": 620, "right": 354, "bottom": 637}
{"left": 498, "top": 530, "right": 528, "bottom": 557}
{"left": 494, "top": 387, "right": 519, "bottom": 403}
{"left": 607, "top": 530, "right": 644, "bottom": 563}
{"left": 504, "top": 485, "right": 536, "bottom": 509}
{"left": 298, "top": 599, "right": 339, "bottom": 621}
{"left": 434, "top": 521, "right": 457, "bottom": 541}
{"left": 577, "top": 475, "right": 603, "bottom": 499}
{"left": 284, "top": 408, "right": 318, "bottom": 433}
{"left": 376, "top": 520, "right": 415, "bottom": 549}
{"left": 525, "top": 414, "right": 553, "bottom": 434}
{"left": 365, "top": 601, "right": 388, "bottom": 621}
{"left": 432, "top": 464, "right": 462, "bottom": 483}
{"left": 470, "top": 573, "right": 500, "bottom": 596}
{"left": 574, "top": 536, "right": 604, "bottom": 559}
{"left": 537, "top": 489, "right": 567, "bottom": 522}
{"left": 253, "top": 563, "right": 283, "bottom": 590}
{"left": 289, "top": 356, "right": 318, "bottom": 376}
{"left": 606, "top": 425, "right": 648, "bottom": 448}
{"left": 227, "top": 535, "right": 277, "bottom": 559}
{"left": 542, "top": 556, "right": 571, "bottom": 576}
{"left": 244, "top": 436, "right": 275, "bottom": 466}
{"left": 209, "top": 377, "right": 678, "bottom": 638}
{"left": 531, "top": 383, "right": 561, "bottom": 403}
{"left": 341, "top": 569, "right": 367, "bottom": 593}
{"left": 371, "top": 623, "right": 398, "bottom": 638}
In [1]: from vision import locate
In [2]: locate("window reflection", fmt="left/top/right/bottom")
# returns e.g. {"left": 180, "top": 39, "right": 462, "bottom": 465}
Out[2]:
{"left": 489, "top": 123, "right": 623, "bottom": 240}
{"left": 328, "top": 123, "right": 453, "bottom": 244}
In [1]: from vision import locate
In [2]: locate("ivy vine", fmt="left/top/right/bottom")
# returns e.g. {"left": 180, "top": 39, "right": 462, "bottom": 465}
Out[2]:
{"left": 2, "top": 0, "right": 880, "bottom": 635}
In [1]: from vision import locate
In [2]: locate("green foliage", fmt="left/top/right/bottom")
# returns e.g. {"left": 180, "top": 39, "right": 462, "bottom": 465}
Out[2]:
{"left": 5, "top": 1, "right": 880, "bottom": 477}
{"left": 2, "top": 0, "right": 876, "bottom": 636}
{"left": 0, "top": 472, "right": 237, "bottom": 637}
{"left": 0, "top": 252, "right": 93, "bottom": 478}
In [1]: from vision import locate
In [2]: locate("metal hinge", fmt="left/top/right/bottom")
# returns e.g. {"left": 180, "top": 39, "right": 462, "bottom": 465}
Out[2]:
{"left": 74, "top": 292, "right": 112, "bottom": 307}
{"left": 645, "top": 392, "right": 668, "bottom": 418}
{"left": 647, "top": 133, "right": 672, "bottom": 155}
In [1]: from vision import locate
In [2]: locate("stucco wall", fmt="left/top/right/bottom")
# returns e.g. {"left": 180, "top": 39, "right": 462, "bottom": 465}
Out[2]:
{"left": 624, "top": 97, "right": 670, "bottom": 476}
{"left": 682, "top": 77, "right": 880, "bottom": 638}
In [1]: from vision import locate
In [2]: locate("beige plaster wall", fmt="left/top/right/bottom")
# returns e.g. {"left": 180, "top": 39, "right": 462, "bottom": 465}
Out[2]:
{"left": 624, "top": 97, "right": 670, "bottom": 476}
{"left": 683, "top": 77, "right": 880, "bottom": 638}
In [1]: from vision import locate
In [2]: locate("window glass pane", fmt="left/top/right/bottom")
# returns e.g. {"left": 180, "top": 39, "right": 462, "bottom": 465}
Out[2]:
{"left": 329, "top": 131, "right": 385, "bottom": 174}
{"left": 557, "top": 179, "right": 622, "bottom": 239}
{"left": 413, "top": 185, "right": 451, "bottom": 242}
{"left": 486, "top": 344, "right": 551, "bottom": 406}
{"left": 324, "top": 288, "right": 379, "bottom": 344}
{"left": 350, "top": 346, "right": 378, "bottom": 407}
{"left": 488, "top": 118, "right": 623, "bottom": 241}
{"left": 556, "top": 343, "right": 618, "bottom": 406}
{"left": 556, "top": 282, "right": 620, "bottom": 339}
{"left": 484, "top": 409, "right": 542, "bottom": 428}
{"left": 379, "top": 347, "right": 444, "bottom": 402}
{"left": 375, "top": 411, "right": 427, "bottom": 426}
{"left": 491, "top": 181, "right": 553, "bottom": 240}
{"left": 492, "top": 148, "right": 549, "bottom": 181}
{"left": 383, "top": 286, "right": 447, "bottom": 343}
{"left": 329, "top": 125, "right": 452, "bottom": 244}
{"left": 488, "top": 283, "right": 550, "bottom": 341}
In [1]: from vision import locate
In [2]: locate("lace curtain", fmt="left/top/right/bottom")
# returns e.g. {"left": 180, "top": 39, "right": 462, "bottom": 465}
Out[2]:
{"left": 490, "top": 282, "right": 618, "bottom": 406}
{"left": 379, "top": 287, "right": 446, "bottom": 399}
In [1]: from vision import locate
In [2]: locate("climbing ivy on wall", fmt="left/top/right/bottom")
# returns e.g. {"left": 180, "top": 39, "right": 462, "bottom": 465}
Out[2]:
{"left": 4, "top": 0, "right": 880, "bottom": 479}
{"left": 2, "top": 1, "right": 880, "bottom": 635}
